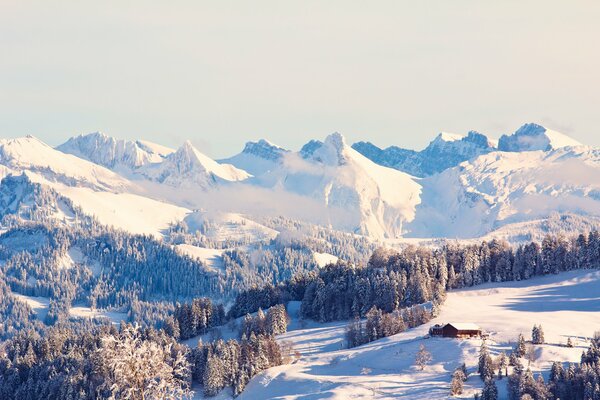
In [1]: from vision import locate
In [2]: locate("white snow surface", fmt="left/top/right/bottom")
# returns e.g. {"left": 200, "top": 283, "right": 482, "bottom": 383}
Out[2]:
{"left": 435, "top": 131, "right": 465, "bottom": 143}
{"left": 184, "top": 211, "right": 279, "bottom": 244}
{"left": 229, "top": 270, "right": 600, "bottom": 400}
{"left": 313, "top": 252, "right": 339, "bottom": 267}
{"left": 174, "top": 244, "right": 225, "bottom": 272}
{"left": 14, "top": 294, "right": 50, "bottom": 321}
{"left": 69, "top": 305, "right": 128, "bottom": 324}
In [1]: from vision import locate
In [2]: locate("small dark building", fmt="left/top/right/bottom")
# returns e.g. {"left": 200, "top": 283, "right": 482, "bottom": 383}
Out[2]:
{"left": 430, "top": 323, "right": 481, "bottom": 338}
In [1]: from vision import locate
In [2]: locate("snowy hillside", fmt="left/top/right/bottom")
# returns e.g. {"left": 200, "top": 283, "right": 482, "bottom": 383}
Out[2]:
{"left": 234, "top": 270, "right": 600, "bottom": 400}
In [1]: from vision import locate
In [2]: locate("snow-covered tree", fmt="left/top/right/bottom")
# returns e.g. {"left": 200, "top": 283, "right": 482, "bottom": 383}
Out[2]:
{"left": 415, "top": 344, "right": 432, "bottom": 371}
{"left": 98, "top": 324, "right": 192, "bottom": 400}
{"left": 450, "top": 368, "right": 466, "bottom": 396}
{"left": 266, "top": 304, "right": 290, "bottom": 336}
{"left": 479, "top": 342, "right": 494, "bottom": 380}
{"left": 532, "top": 325, "right": 545, "bottom": 345}
{"left": 203, "top": 351, "right": 225, "bottom": 397}
{"left": 497, "top": 351, "right": 508, "bottom": 378}
{"left": 480, "top": 378, "right": 498, "bottom": 400}
{"left": 514, "top": 333, "right": 527, "bottom": 358}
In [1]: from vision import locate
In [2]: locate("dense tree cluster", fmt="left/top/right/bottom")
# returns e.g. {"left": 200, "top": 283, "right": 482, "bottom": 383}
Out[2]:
{"left": 507, "top": 359, "right": 551, "bottom": 400}
{"left": 241, "top": 304, "right": 290, "bottom": 338}
{"left": 0, "top": 322, "right": 191, "bottom": 400}
{"left": 191, "top": 333, "right": 285, "bottom": 396}
{"left": 532, "top": 324, "right": 545, "bottom": 345}
{"left": 0, "top": 279, "right": 45, "bottom": 339}
{"left": 169, "top": 298, "right": 225, "bottom": 340}
{"left": 345, "top": 303, "right": 432, "bottom": 348}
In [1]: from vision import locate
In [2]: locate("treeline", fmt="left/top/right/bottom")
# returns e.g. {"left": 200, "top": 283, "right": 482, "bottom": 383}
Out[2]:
{"left": 229, "top": 230, "right": 600, "bottom": 324}
{"left": 346, "top": 303, "right": 433, "bottom": 348}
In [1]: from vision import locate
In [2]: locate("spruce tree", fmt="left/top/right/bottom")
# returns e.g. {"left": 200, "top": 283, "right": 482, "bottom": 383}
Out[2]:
{"left": 480, "top": 378, "right": 498, "bottom": 400}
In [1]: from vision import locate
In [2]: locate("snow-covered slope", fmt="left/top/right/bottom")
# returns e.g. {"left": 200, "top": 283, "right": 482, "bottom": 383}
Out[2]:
{"left": 142, "top": 141, "right": 251, "bottom": 189}
{"left": 233, "top": 270, "right": 600, "bottom": 400}
{"left": 183, "top": 210, "right": 278, "bottom": 245}
{"left": 220, "top": 139, "right": 289, "bottom": 176}
{"left": 0, "top": 136, "right": 131, "bottom": 191}
{"left": 353, "top": 130, "right": 496, "bottom": 177}
{"left": 57, "top": 132, "right": 174, "bottom": 171}
{"left": 407, "top": 146, "right": 600, "bottom": 238}
{"left": 254, "top": 133, "right": 422, "bottom": 239}
{"left": 498, "top": 123, "right": 582, "bottom": 152}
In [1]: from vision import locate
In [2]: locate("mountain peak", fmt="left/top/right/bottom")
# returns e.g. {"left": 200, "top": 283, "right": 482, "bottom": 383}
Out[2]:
{"left": 434, "top": 132, "right": 464, "bottom": 143}
{"left": 241, "top": 139, "right": 288, "bottom": 161}
{"left": 498, "top": 123, "right": 582, "bottom": 152}
{"left": 154, "top": 141, "right": 250, "bottom": 187}
{"left": 57, "top": 132, "right": 169, "bottom": 170}
{"left": 301, "top": 133, "right": 350, "bottom": 166}
{"left": 324, "top": 132, "right": 347, "bottom": 149}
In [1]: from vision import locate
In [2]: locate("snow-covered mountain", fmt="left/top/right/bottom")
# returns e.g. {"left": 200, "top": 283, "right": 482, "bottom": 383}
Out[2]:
{"left": 57, "top": 131, "right": 174, "bottom": 171}
{"left": 0, "top": 135, "right": 131, "bottom": 191}
{"left": 58, "top": 133, "right": 250, "bottom": 189}
{"left": 353, "top": 130, "right": 496, "bottom": 177}
{"left": 407, "top": 146, "right": 600, "bottom": 239}
{"left": 498, "top": 123, "right": 582, "bottom": 152}
{"left": 140, "top": 140, "right": 251, "bottom": 189}
{"left": 220, "top": 139, "right": 288, "bottom": 176}
{"left": 0, "top": 123, "right": 596, "bottom": 242}
{"left": 253, "top": 132, "right": 422, "bottom": 238}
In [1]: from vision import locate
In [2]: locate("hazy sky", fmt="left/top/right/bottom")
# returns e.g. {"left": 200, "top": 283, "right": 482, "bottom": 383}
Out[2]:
{"left": 1, "top": 1, "right": 599, "bottom": 157}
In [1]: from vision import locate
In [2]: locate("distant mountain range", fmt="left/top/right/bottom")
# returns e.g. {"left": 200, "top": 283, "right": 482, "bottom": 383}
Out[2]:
{"left": 352, "top": 123, "right": 581, "bottom": 177}
{"left": 0, "top": 122, "right": 597, "bottom": 242}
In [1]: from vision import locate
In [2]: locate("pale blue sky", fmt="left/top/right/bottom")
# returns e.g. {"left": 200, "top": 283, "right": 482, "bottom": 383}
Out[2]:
{"left": 1, "top": 1, "right": 599, "bottom": 157}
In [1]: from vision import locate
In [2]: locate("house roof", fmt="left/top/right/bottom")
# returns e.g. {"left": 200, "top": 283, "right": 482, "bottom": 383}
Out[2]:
{"left": 446, "top": 323, "right": 481, "bottom": 331}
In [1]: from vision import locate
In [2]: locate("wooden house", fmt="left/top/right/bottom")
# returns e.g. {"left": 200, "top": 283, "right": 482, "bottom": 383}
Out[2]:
{"left": 429, "top": 323, "right": 481, "bottom": 338}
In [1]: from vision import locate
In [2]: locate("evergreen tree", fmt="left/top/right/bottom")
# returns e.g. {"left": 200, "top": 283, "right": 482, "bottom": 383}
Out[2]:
{"left": 450, "top": 368, "right": 466, "bottom": 395}
{"left": 415, "top": 344, "right": 432, "bottom": 371}
{"left": 480, "top": 378, "right": 498, "bottom": 400}
{"left": 515, "top": 333, "right": 527, "bottom": 358}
